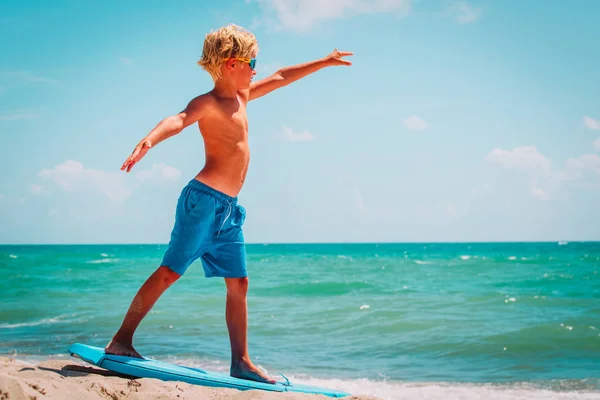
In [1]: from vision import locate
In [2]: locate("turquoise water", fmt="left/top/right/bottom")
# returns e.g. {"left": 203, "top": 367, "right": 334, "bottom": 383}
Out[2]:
{"left": 1, "top": 242, "right": 599, "bottom": 399}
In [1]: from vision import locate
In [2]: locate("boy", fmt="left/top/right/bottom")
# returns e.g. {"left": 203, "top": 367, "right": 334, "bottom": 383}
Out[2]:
{"left": 105, "top": 24, "right": 352, "bottom": 384}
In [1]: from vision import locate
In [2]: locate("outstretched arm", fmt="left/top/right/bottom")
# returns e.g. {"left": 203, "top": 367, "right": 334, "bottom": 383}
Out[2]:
{"left": 248, "top": 49, "right": 353, "bottom": 101}
{"left": 121, "top": 96, "right": 207, "bottom": 172}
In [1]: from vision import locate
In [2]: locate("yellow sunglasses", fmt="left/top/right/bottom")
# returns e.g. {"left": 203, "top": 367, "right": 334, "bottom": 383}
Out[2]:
{"left": 223, "top": 57, "right": 256, "bottom": 70}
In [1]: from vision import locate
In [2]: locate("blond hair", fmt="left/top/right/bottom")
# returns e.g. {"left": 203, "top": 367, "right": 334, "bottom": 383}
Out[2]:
{"left": 197, "top": 24, "right": 258, "bottom": 81}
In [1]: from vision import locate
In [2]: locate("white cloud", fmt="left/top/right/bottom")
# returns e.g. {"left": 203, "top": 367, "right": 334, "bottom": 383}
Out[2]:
{"left": 556, "top": 154, "right": 600, "bottom": 181}
{"left": 449, "top": 2, "right": 481, "bottom": 24}
{"left": 583, "top": 116, "right": 600, "bottom": 130}
{"left": 0, "top": 108, "right": 41, "bottom": 121}
{"left": 485, "top": 149, "right": 600, "bottom": 200}
{"left": 594, "top": 138, "right": 600, "bottom": 151}
{"left": 565, "top": 154, "right": 600, "bottom": 175}
{"left": 36, "top": 160, "right": 182, "bottom": 203}
{"left": 402, "top": 115, "right": 429, "bottom": 131}
{"left": 38, "top": 160, "right": 132, "bottom": 202}
{"left": 485, "top": 146, "right": 551, "bottom": 172}
{"left": 135, "top": 163, "right": 182, "bottom": 183}
{"left": 283, "top": 126, "right": 315, "bottom": 142}
{"left": 251, "top": 0, "right": 411, "bottom": 32}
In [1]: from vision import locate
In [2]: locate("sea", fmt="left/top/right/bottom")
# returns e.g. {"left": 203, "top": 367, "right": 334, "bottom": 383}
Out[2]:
{"left": 1, "top": 242, "right": 599, "bottom": 400}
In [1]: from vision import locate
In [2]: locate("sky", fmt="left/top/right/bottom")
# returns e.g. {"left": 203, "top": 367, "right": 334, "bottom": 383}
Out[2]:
{"left": 1, "top": 0, "right": 599, "bottom": 244}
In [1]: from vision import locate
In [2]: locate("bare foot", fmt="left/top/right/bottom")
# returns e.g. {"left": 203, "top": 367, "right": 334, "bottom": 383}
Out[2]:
{"left": 231, "top": 360, "right": 276, "bottom": 384}
{"left": 104, "top": 340, "right": 143, "bottom": 358}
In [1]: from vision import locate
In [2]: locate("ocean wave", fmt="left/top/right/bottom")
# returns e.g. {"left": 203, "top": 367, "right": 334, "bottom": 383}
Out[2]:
{"left": 288, "top": 378, "right": 600, "bottom": 400}
{"left": 86, "top": 258, "right": 120, "bottom": 264}
{"left": 0, "top": 313, "right": 83, "bottom": 329}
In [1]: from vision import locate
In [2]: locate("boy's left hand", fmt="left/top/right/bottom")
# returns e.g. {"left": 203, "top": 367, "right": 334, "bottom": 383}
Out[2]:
{"left": 325, "top": 49, "right": 353, "bottom": 66}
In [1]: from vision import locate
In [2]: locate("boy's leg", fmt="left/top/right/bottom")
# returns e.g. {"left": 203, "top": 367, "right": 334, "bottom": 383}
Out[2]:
{"left": 197, "top": 192, "right": 274, "bottom": 383}
{"left": 106, "top": 179, "right": 214, "bottom": 357}
{"left": 105, "top": 266, "right": 180, "bottom": 357}
{"left": 225, "top": 277, "right": 275, "bottom": 384}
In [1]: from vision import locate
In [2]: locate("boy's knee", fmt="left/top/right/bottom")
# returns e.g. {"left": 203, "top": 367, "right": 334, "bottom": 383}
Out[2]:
{"left": 226, "top": 277, "right": 249, "bottom": 297}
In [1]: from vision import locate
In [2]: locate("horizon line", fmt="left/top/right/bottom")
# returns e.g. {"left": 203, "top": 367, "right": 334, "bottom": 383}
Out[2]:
{"left": 1, "top": 240, "right": 596, "bottom": 246}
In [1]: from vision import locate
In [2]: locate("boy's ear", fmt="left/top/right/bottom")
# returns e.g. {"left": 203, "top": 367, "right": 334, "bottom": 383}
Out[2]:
{"left": 226, "top": 58, "right": 236, "bottom": 70}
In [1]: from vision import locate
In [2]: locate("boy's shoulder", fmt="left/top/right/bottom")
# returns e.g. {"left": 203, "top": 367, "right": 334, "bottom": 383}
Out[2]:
{"left": 190, "top": 92, "right": 216, "bottom": 107}
{"left": 183, "top": 90, "right": 248, "bottom": 124}
{"left": 183, "top": 92, "right": 217, "bottom": 117}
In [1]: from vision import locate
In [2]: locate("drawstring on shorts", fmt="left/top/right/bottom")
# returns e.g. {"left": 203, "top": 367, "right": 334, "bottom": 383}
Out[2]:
{"left": 217, "top": 201, "right": 233, "bottom": 236}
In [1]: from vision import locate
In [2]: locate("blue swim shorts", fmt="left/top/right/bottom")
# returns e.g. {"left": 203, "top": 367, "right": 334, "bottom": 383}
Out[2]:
{"left": 161, "top": 179, "right": 247, "bottom": 278}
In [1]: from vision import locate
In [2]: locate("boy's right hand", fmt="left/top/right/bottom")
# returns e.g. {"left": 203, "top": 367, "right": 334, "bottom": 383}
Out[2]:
{"left": 121, "top": 140, "right": 152, "bottom": 172}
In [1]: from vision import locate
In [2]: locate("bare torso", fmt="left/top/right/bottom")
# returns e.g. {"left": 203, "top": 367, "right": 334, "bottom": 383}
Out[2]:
{"left": 194, "top": 91, "right": 250, "bottom": 198}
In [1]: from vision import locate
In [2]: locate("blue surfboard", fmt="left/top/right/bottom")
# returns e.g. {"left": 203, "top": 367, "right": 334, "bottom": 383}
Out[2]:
{"left": 68, "top": 343, "right": 350, "bottom": 398}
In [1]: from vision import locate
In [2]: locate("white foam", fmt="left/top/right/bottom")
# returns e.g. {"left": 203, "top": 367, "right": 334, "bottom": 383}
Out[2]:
{"left": 0, "top": 313, "right": 81, "bottom": 329}
{"left": 560, "top": 324, "right": 574, "bottom": 331}
{"left": 86, "top": 258, "right": 120, "bottom": 264}
{"left": 460, "top": 255, "right": 471, "bottom": 260}
{"left": 9, "top": 254, "right": 17, "bottom": 258}
{"left": 272, "top": 377, "right": 600, "bottom": 400}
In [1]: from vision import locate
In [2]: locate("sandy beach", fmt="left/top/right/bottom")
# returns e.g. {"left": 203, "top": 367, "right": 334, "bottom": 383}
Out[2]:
{"left": 0, "top": 357, "right": 379, "bottom": 400}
